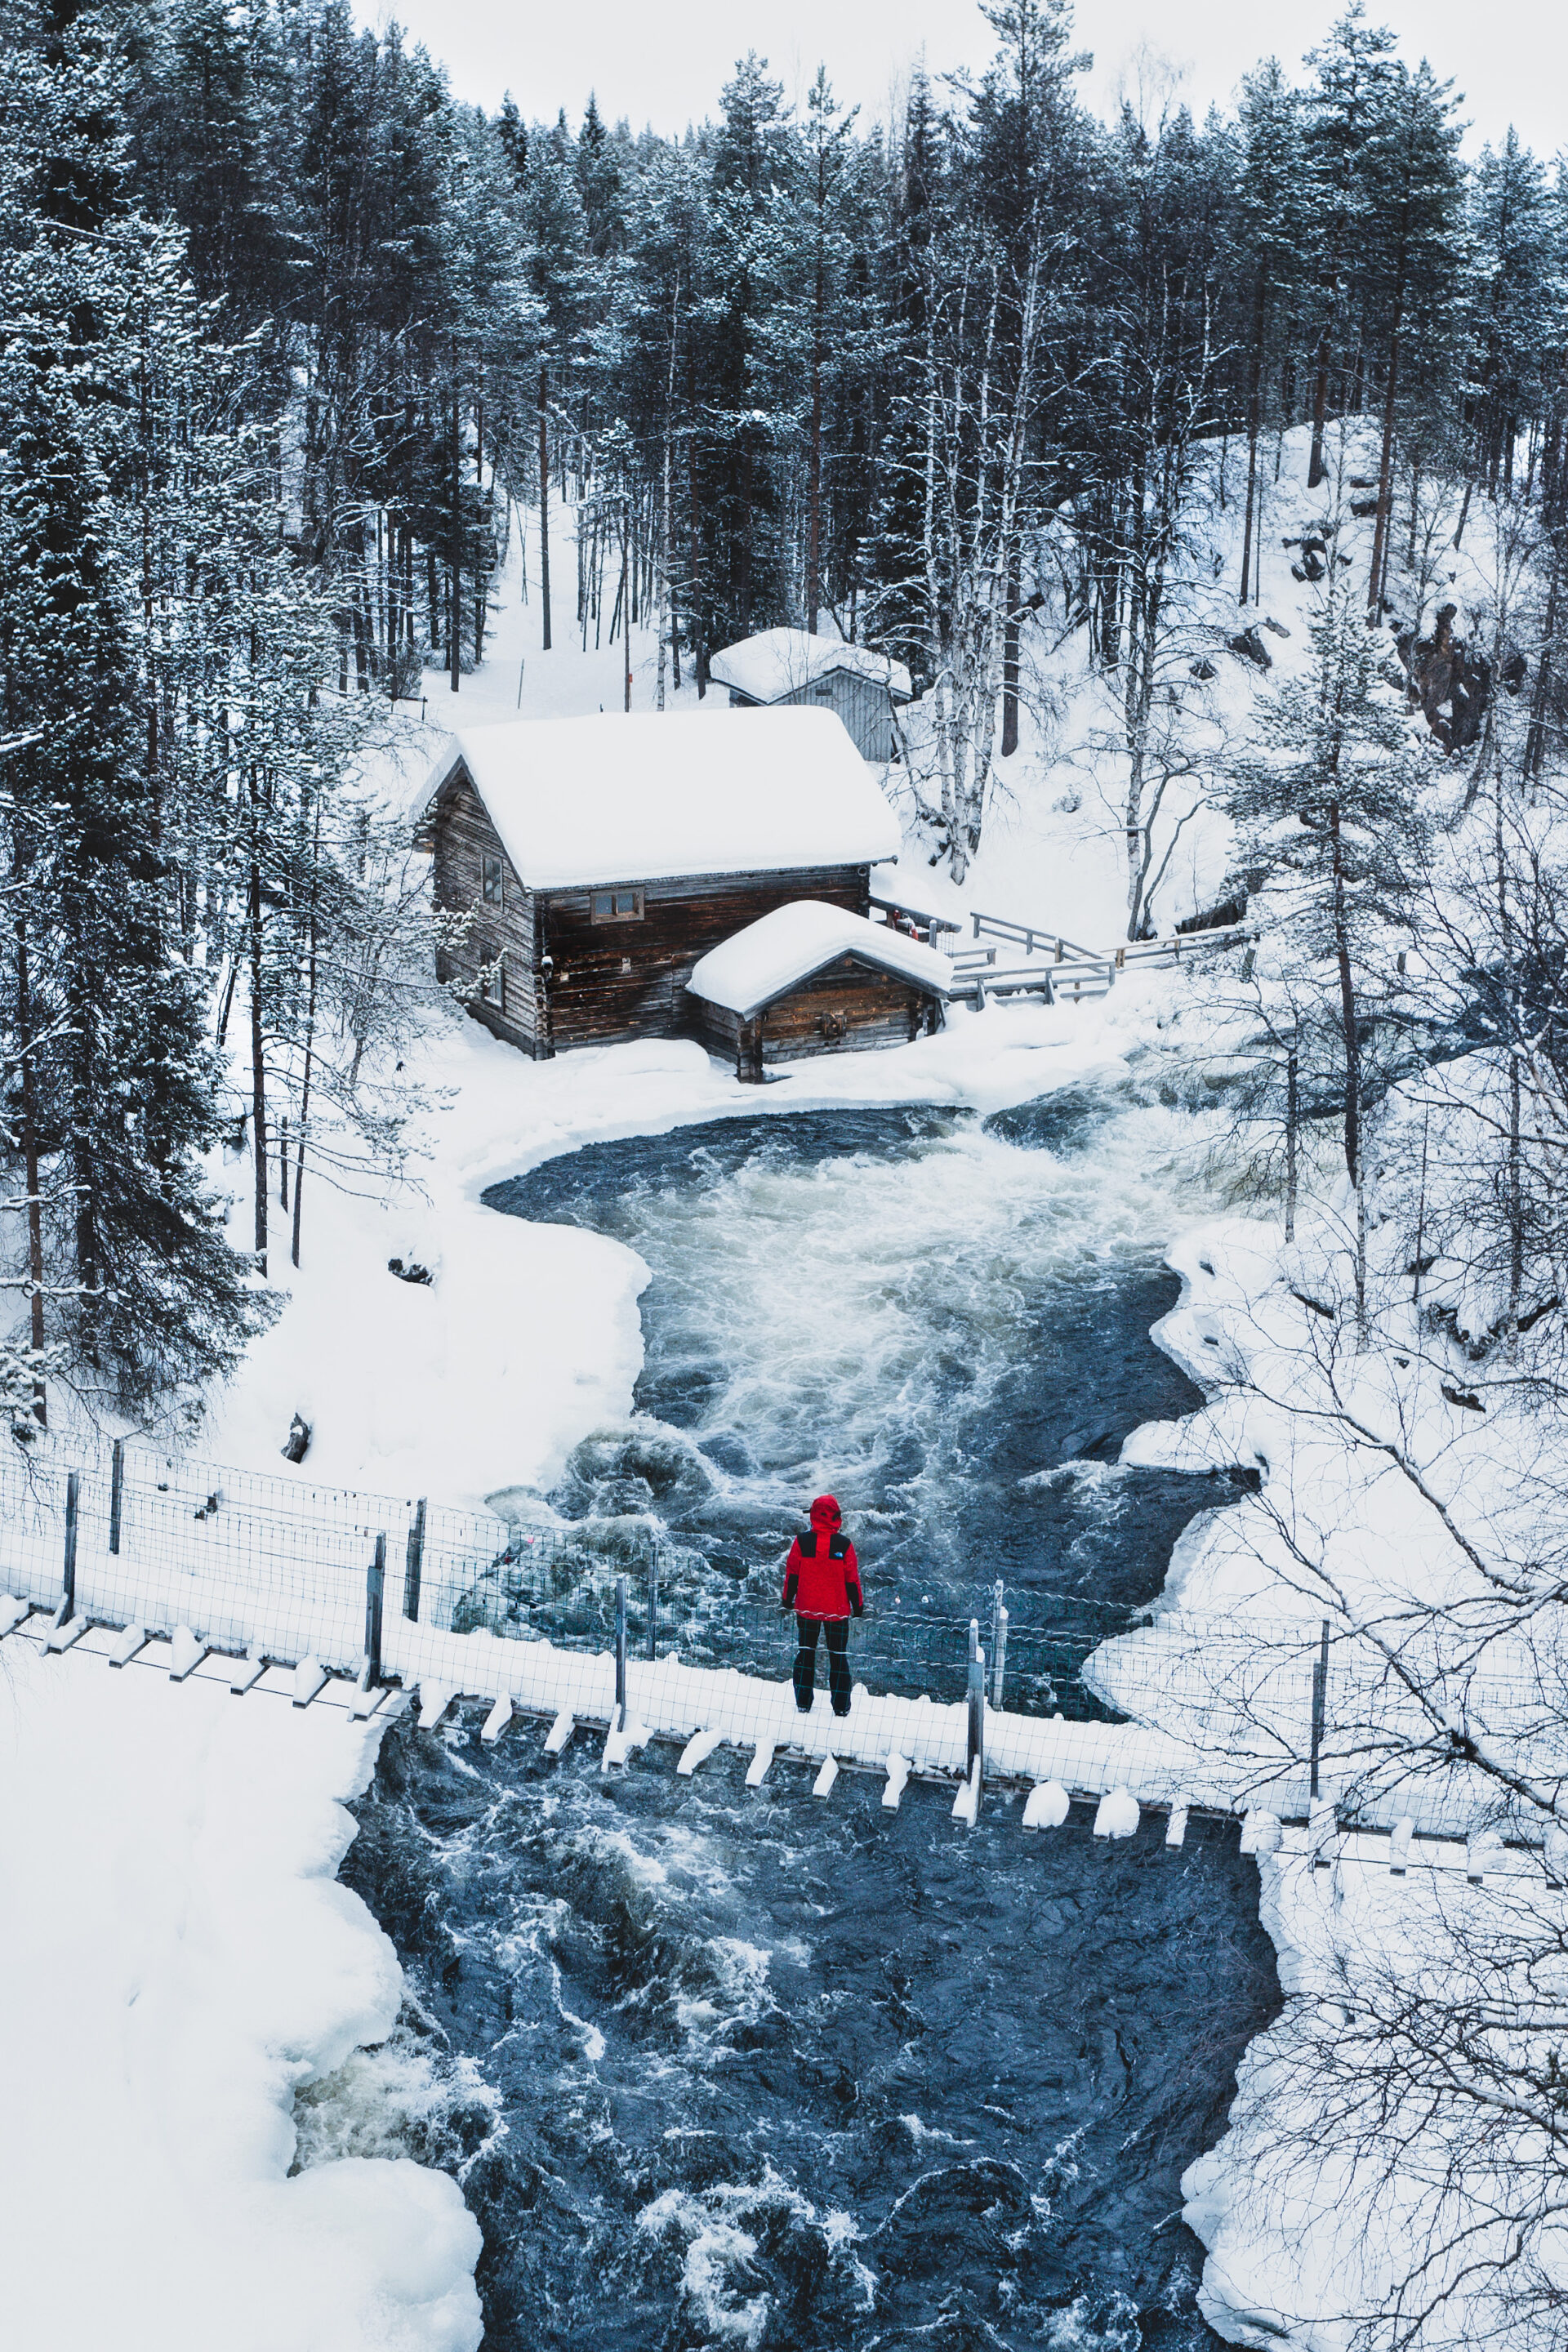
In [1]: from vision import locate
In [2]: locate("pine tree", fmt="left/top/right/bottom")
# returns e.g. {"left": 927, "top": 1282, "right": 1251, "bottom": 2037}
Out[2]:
{"left": 1359, "top": 60, "right": 1464, "bottom": 616}
{"left": 1225, "top": 576, "right": 1432, "bottom": 1311}
{"left": 1231, "top": 61, "right": 1307, "bottom": 604}
{"left": 1300, "top": 5, "right": 1402, "bottom": 488}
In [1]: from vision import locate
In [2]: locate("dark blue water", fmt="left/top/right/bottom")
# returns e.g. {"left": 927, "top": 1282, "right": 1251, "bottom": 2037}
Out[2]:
{"left": 342, "top": 1097, "right": 1279, "bottom": 2348}
{"left": 483, "top": 1101, "right": 1238, "bottom": 1623}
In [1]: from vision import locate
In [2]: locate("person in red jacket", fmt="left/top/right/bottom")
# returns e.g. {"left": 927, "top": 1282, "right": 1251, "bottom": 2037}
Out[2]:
{"left": 782, "top": 1494, "right": 863, "bottom": 1717}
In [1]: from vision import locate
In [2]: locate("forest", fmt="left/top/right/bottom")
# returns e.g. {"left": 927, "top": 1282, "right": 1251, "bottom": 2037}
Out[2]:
{"left": 2, "top": 0, "right": 1567, "bottom": 1423}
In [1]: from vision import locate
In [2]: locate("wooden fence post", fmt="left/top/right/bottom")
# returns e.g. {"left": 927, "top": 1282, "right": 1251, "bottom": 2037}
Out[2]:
{"left": 59, "top": 1471, "right": 79, "bottom": 1625}
{"left": 109, "top": 1440, "right": 124, "bottom": 1557}
{"left": 403, "top": 1499, "right": 426, "bottom": 1621}
{"left": 363, "top": 1535, "right": 386, "bottom": 1689}
{"left": 615, "top": 1575, "right": 628, "bottom": 1731}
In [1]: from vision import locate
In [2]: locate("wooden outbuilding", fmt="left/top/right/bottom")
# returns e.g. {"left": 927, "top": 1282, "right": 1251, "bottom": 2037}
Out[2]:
{"left": 709, "top": 627, "right": 912, "bottom": 764}
{"left": 685, "top": 902, "right": 951, "bottom": 1082}
{"left": 414, "top": 707, "right": 902, "bottom": 1058}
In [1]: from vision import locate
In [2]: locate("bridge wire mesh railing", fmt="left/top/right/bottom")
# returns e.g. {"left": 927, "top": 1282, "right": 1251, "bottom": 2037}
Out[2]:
{"left": 0, "top": 1437, "right": 1146, "bottom": 1722}
{"left": 9, "top": 1437, "right": 1557, "bottom": 1833}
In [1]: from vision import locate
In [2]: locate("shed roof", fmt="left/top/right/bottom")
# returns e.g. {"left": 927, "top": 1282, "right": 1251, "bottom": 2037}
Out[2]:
{"left": 415, "top": 708, "right": 901, "bottom": 891}
{"left": 686, "top": 900, "right": 953, "bottom": 1019}
{"left": 709, "top": 627, "right": 913, "bottom": 706}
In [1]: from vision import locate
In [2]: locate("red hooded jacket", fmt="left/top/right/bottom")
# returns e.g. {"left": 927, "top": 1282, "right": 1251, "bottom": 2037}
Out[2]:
{"left": 782, "top": 1496, "right": 863, "bottom": 1620}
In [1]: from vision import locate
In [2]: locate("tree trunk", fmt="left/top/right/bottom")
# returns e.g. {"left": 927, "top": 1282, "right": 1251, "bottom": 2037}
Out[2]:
{"left": 1366, "top": 321, "right": 1404, "bottom": 620}
{"left": 1329, "top": 794, "right": 1361, "bottom": 1185}
{"left": 1285, "top": 1040, "right": 1298, "bottom": 1245}
{"left": 1240, "top": 272, "right": 1266, "bottom": 604}
{"left": 291, "top": 814, "right": 319, "bottom": 1267}
{"left": 1308, "top": 327, "right": 1331, "bottom": 489}
{"left": 624, "top": 510, "right": 633, "bottom": 712}
{"left": 737, "top": 435, "right": 753, "bottom": 634}
{"left": 14, "top": 908, "right": 47, "bottom": 1424}
{"left": 1000, "top": 539, "right": 1021, "bottom": 758}
{"left": 537, "top": 365, "right": 552, "bottom": 652}
{"left": 688, "top": 354, "right": 705, "bottom": 695}
{"left": 448, "top": 355, "right": 461, "bottom": 693}
{"left": 248, "top": 845, "right": 268, "bottom": 1276}
{"left": 807, "top": 330, "right": 823, "bottom": 633}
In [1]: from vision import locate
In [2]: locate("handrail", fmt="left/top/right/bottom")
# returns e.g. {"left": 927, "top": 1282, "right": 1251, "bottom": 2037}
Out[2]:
{"left": 869, "top": 893, "right": 964, "bottom": 942}
{"left": 871, "top": 892, "right": 1250, "bottom": 995}
{"left": 971, "top": 910, "right": 1102, "bottom": 963}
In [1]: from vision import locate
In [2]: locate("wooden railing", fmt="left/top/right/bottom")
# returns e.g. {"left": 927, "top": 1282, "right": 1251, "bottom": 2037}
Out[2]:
{"left": 868, "top": 893, "right": 1248, "bottom": 1009}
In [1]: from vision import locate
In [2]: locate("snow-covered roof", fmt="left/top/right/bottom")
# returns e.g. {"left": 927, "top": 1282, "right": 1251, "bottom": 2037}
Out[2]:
{"left": 416, "top": 708, "right": 901, "bottom": 890}
{"left": 710, "top": 627, "right": 913, "bottom": 706}
{"left": 685, "top": 901, "right": 953, "bottom": 1018}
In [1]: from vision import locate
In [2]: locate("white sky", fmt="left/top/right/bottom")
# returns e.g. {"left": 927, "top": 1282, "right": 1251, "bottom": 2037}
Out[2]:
{"left": 366, "top": 0, "right": 1566, "bottom": 162}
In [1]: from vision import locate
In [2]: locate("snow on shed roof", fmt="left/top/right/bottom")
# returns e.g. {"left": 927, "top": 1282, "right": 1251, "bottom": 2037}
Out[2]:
{"left": 686, "top": 900, "right": 953, "bottom": 1018}
{"left": 709, "top": 627, "right": 913, "bottom": 706}
{"left": 416, "top": 707, "right": 900, "bottom": 890}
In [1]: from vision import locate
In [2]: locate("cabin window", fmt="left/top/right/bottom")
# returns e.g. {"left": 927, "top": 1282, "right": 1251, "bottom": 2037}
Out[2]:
{"left": 590, "top": 887, "right": 644, "bottom": 924}
{"left": 477, "top": 940, "right": 503, "bottom": 1012}
{"left": 481, "top": 853, "right": 504, "bottom": 905}
{"left": 811, "top": 679, "right": 835, "bottom": 701}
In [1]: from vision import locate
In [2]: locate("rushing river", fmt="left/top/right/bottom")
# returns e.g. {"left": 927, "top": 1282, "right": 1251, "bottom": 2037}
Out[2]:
{"left": 336, "top": 1092, "right": 1281, "bottom": 2349}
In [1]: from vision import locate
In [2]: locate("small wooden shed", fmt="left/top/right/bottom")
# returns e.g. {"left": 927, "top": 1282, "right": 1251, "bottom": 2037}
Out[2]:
{"left": 709, "top": 628, "right": 912, "bottom": 764}
{"left": 686, "top": 902, "right": 951, "bottom": 1081}
{"left": 414, "top": 708, "right": 902, "bottom": 1058}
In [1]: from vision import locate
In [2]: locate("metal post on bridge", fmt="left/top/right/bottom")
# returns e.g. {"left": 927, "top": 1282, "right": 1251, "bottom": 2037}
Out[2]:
{"left": 363, "top": 1535, "right": 386, "bottom": 1690}
{"left": 990, "top": 1582, "right": 1008, "bottom": 1711}
{"left": 109, "top": 1440, "right": 124, "bottom": 1557}
{"left": 647, "top": 1541, "right": 659, "bottom": 1662}
{"left": 967, "top": 1644, "right": 987, "bottom": 1804}
{"left": 58, "top": 1471, "right": 79, "bottom": 1627}
{"left": 615, "top": 1575, "right": 628, "bottom": 1732}
{"left": 403, "top": 1498, "right": 426, "bottom": 1622}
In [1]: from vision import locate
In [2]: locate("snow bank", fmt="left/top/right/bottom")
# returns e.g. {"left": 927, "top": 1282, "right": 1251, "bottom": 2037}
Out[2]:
{"left": 709, "top": 625, "right": 913, "bottom": 704}
{"left": 1185, "top": 1825, "right": 1567, "bottom": 2351}
{"left": 1113, "top": 1164, "right": 1568, "bottom": 2345}
{"left": 0, "top": 1637, "right": 481, "bottom": 2352}
{"left": 414, "top": 706, "right": 899, "bottom": 888}
{"left": 686, "top": 899, "right": 954, "bottom": 1015}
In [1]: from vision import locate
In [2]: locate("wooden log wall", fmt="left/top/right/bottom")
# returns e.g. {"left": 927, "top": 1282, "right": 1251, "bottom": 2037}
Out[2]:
{"left": 429, "top": 773, "right": 542, "bottom": 1052}
{"left": 691, "top": 956, "right": 943, "bottom": 1081}
{"left": 541, "top": 866, "right": 870, "bottom": 1051}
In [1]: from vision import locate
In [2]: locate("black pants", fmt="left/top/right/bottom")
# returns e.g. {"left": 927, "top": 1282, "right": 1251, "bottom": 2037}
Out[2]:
{"left": 794, "top": 1615, "right": 851, "bottom": 1715}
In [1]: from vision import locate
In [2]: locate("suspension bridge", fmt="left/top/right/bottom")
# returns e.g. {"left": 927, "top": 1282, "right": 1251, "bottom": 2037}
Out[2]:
{"left": 0, "top": 1432, "right": 1533, "bottom": 1875}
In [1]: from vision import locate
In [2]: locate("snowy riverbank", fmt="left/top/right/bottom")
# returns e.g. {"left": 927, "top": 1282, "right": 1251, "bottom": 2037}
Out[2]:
{"left": 0, "top": 1637, "right": 482, "bottom": 2351}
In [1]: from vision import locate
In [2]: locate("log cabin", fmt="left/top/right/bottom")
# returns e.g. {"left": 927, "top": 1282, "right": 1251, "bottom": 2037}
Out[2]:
{"left": 685, "top": 902, "right": 951, "bottom": 1081}
{"left": 709, "top": 628, "right": 912, "bottom": 764}
{"left": 414, "top": 707, "right": 903, "bottom": 1058}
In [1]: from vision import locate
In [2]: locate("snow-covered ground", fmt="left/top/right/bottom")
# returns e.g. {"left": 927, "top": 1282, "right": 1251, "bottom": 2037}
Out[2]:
{"left": 0, "top": 1636, "right": 482, "bottom": 2351}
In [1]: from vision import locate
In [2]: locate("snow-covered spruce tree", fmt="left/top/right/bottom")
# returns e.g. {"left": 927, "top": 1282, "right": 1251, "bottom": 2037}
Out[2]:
{"left": 1224, "top": 574, "right": 1434, "bottom": 1320}
{"left": 1228, "top": 60, "right": 1310, "bottom": 609}
{"left": 893, "top": 0, "right": 1089, "bottom": 883}
{"left": 0, "top": 7, "right": 263, "bottom": 1419}
{"left": 1076, "top": 99, "right": 1230, "bottom": 938}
